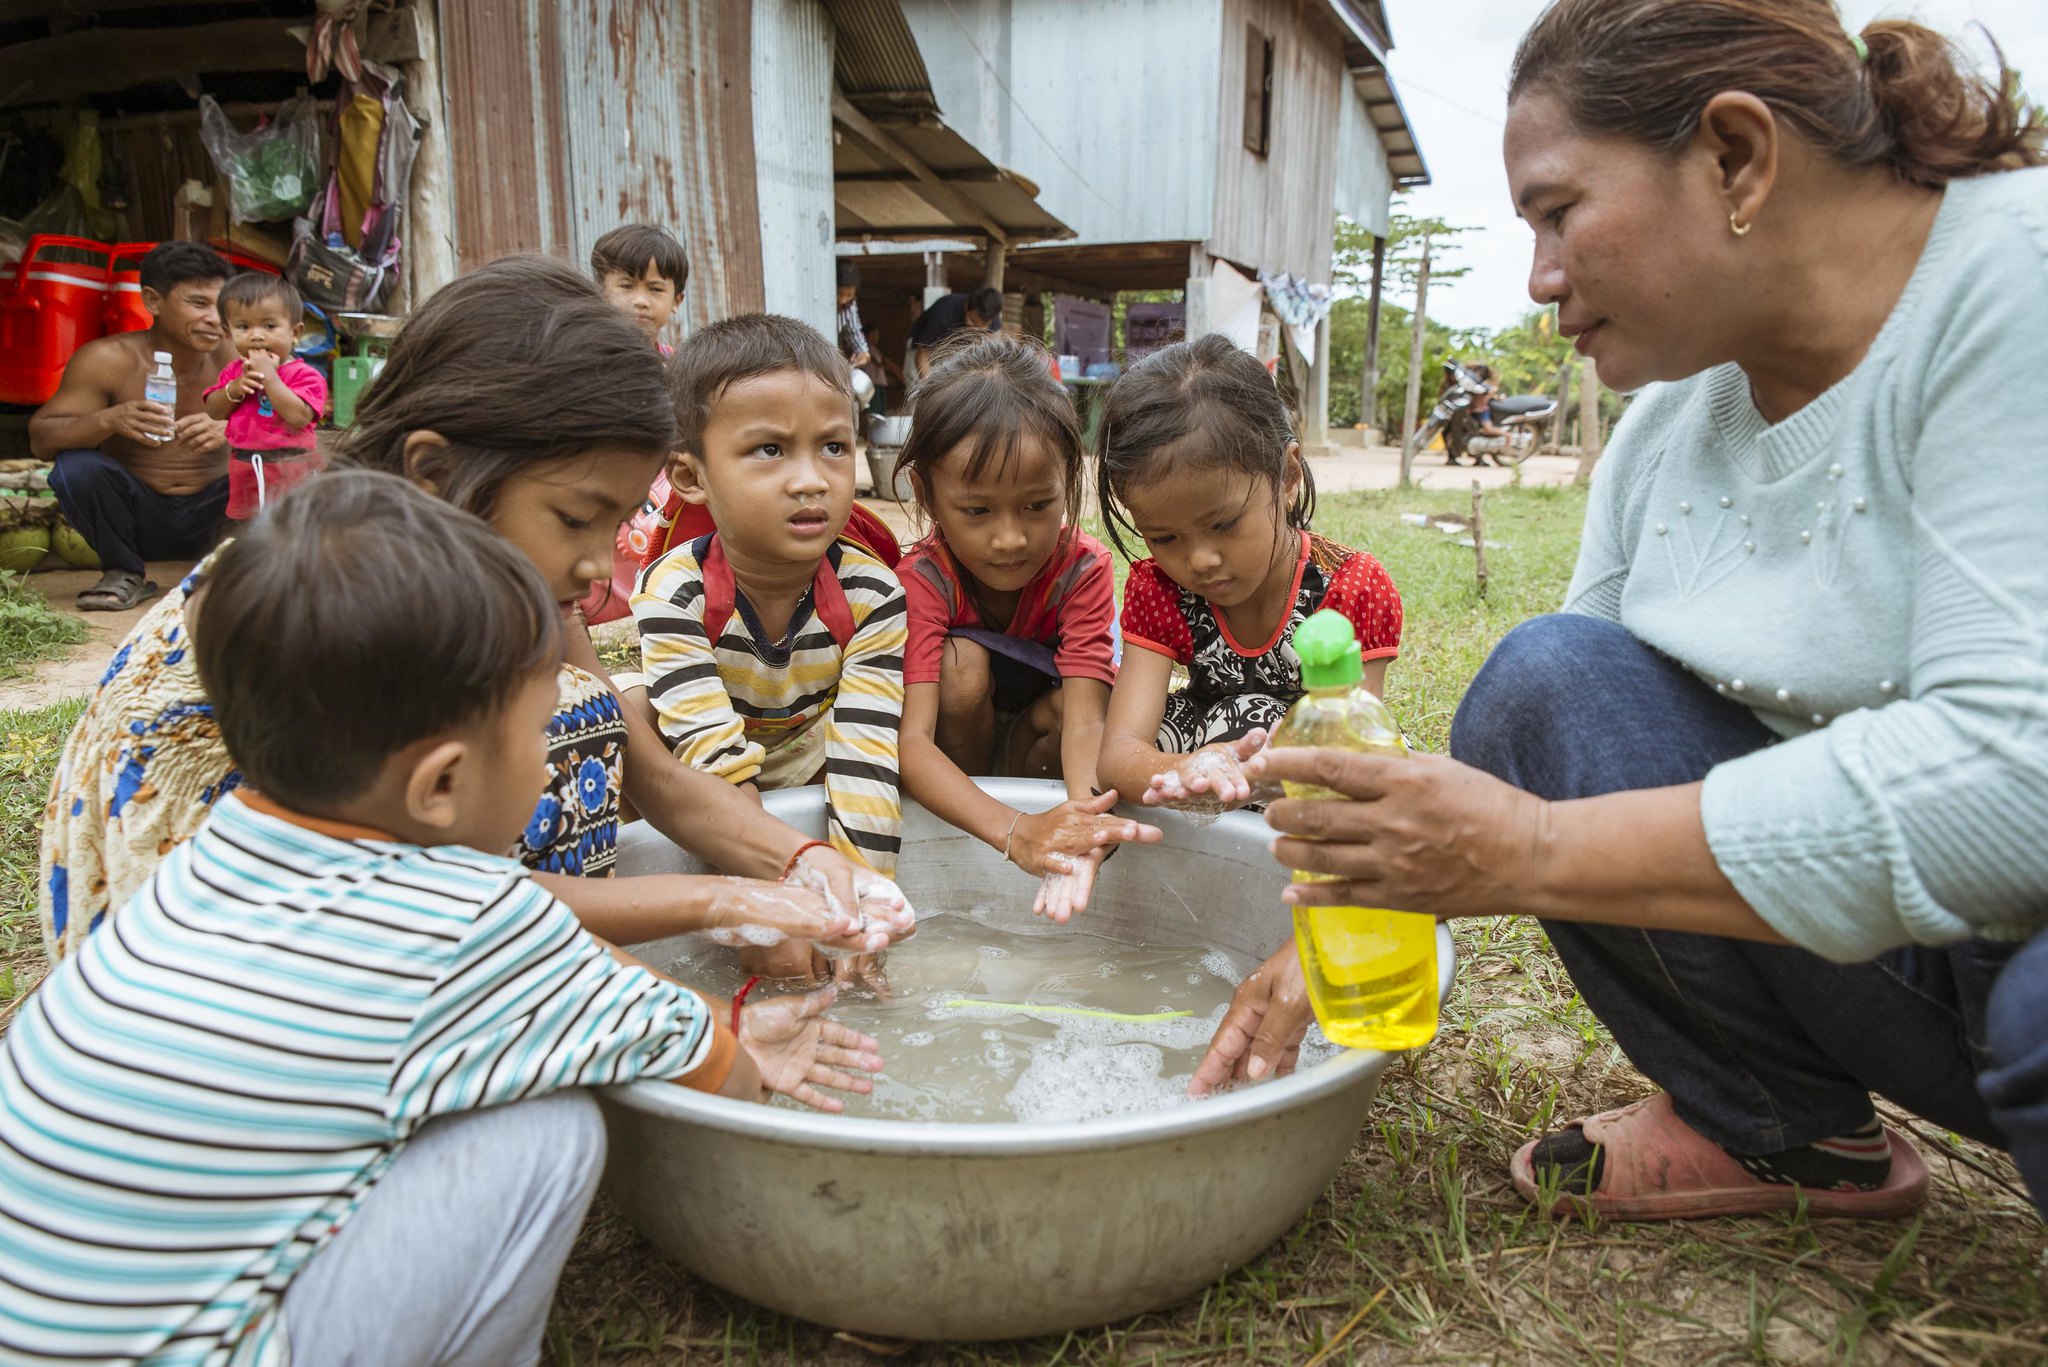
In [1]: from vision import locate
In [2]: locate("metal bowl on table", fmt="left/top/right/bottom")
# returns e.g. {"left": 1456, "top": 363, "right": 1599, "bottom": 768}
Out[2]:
{"left": 600, "top": 779, "right": 1455, "bottom": 1341}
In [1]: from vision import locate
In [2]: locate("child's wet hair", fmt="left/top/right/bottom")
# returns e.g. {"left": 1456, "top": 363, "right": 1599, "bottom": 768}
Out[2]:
{"left": 193, "top": 471, "right": 563, "bottom": 813}
{"left": 591, "top": 222, "right": 690, "bottom": 291}
{"left": 218, "top": 270, "right": 302, "bottom": 323}
{"left": 334, "top": 255, "right": 675, "bottom": 517}
{"left": 897, "top": 331, "right": 1084, "bottom": 527}
{"left": 668, "top": 313, "right": 852, "bottom": 458}
{"left": 1095, "top": 333, "right": 1314, "bottom": 557}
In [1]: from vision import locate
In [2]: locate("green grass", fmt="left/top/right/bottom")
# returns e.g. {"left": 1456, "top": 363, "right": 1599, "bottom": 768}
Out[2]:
{"left": 0, "top": 570, "right": 85, "bottom": 682}
{"left": 0, "top": 697, "right": 86, "bottom": 1016}
{"left": 2, "top": 488, "right": 2041, "bottom": 1364}
{"left": 542, "top": 486, "right": 2048, "bottom": 1365}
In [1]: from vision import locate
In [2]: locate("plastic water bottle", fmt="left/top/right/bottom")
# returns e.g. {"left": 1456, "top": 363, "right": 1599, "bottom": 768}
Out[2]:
{"left": 1274, "top": 609, "right": 1439, "bottom": 1051}
{"left": 143, "top": 351, "right": 176, "bottom": 443}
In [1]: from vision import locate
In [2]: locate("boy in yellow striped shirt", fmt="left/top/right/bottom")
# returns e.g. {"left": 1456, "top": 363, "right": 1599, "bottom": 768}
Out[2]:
{"left": 634, "top": 316, "right": 907, "bottom": 932}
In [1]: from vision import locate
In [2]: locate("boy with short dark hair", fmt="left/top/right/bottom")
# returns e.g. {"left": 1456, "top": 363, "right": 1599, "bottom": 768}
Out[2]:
{"left": 634, "top": 315, "right": 908, "bottom": 886}
{"left": 204, "top": 271, "right": 326, "bottom": 519}
{"left": 591, "top": 222, "right": 689, "bottom": 349}
{"left": 0, "top": 472, "right": 877, "bottom": 1366}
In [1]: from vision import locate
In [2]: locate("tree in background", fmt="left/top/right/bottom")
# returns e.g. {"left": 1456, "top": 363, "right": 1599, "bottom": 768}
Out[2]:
{"left": 1331, "top": 206, "right": 1474, "bottom": 432}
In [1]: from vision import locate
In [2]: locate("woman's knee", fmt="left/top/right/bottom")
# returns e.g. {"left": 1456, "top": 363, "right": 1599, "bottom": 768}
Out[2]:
{"left": 1450, "top": 614, "right": 1633, "bottom": 774}
{"left": 1986, "top": 933, "right": 2048, "bottom": 1080}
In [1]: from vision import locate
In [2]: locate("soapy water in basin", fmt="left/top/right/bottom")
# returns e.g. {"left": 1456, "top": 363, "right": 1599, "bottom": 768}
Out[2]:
{"left": 669, "top": 906, "right": 1343, "bottom": 1123}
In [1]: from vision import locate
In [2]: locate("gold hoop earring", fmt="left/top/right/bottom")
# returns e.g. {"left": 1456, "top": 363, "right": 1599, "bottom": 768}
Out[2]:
{"left": 1730, "top": 213, "right": 1752, "bottom": 237}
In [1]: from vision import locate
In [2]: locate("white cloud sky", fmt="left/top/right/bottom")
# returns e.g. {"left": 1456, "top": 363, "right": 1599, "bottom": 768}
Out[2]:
{"left": 1383, "top": 0, "right": 2048, "bottom": 331}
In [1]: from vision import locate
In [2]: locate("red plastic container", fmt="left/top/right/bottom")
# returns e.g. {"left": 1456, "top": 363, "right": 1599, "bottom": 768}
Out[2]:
{"left": 0, "top": 236, "right": 112, "bottom": 406}
{"left": 105, "top": 240, "right": 282, "bottom": 337}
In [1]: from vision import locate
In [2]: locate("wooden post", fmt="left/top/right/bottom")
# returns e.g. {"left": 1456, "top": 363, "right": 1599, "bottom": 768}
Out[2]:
{"left": 1575, "top": 353, "right": 1603, "bottom": 485}
{"left": 1548, "top": 357, "right": 1572, "bottom": 454}
{"left": 983, "top": 238, "right": 1007, "bottom": 290}
{"left": 1360, "top": 233, "right": 1386, "bottom": 434}
{"left": 1470, "top": 479, "right": 1488, "bottom": 598}
{"left": 1397, "top": 232, "right": 1432, "bottom": 489}
{"left": 399, "top": 0, "right": 455, "bottom": 307}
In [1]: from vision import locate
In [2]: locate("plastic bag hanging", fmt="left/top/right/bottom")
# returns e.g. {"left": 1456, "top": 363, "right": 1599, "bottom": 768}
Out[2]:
{"left": 199, "top": 94, "right": 322, "bottom": 224}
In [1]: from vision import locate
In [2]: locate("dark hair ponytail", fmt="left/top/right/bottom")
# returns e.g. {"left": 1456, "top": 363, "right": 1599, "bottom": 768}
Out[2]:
{"left": 1510, "top": 0, "right": 2044, "bottom": 189}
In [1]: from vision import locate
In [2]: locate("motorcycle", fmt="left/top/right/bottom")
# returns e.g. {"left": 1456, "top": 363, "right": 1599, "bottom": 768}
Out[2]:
{"left": 1416, "top": 359, "right": 1561, "bottom": 467}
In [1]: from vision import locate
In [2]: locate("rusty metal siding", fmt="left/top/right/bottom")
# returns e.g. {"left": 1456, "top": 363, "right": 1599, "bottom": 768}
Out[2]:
{"left": 1208, "top": 0, "right": 1343, "bottom": 281}
{"left": 899, "top": 0, "right": 1218, "bottom": 248}
{"left": 439, "top": 0, "right": 547, "bottom": 272}
{"left": 1335, "top": 76, "right": 1393, "bottom": 237}
{"left": 437, "top": 0, "right": 763, "bottom": 327}
{"left": 753, "top": 0, "right": 836, "bottom": 332}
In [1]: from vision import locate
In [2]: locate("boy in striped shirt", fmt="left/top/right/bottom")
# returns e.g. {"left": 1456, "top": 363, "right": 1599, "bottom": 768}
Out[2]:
{"left": 0, "top": 473, "right": 880, "bottom": 1367}
{"left": 635, "top": 316, "right": 908, "bottom": 975}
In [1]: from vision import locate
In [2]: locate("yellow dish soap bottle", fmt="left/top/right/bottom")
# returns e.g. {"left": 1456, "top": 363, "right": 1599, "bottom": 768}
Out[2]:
{"left": 1275, "top": 609, "right": 1439, "bottom": 1051}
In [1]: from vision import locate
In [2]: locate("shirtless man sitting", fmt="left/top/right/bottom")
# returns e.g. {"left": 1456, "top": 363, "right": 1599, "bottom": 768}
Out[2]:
{"left": 30, "top": 242, "right": 236, "bottom": 610}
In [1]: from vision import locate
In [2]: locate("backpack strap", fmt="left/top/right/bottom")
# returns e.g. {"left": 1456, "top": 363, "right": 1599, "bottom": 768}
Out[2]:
{"left": 813, "top": 542, "right": 857, "bottom": 651}
{"left": 702, "top": 534, "right": 857, "bottom": 653}
{"left": 699, "top": 533, "right": 736, "bottom": 646}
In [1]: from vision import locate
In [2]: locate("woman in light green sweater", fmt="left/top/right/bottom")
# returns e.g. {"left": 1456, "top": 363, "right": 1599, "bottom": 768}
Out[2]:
{"left": 1192, "top": 0, "right": 2048, "bottom": 1222}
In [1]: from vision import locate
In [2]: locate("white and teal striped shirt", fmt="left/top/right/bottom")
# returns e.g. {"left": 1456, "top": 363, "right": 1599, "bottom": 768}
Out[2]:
{"left": 0, "top": 795, "right": 717, "bottom": 1365}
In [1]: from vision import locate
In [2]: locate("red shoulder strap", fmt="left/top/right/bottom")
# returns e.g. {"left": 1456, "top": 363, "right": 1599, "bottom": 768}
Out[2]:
{"left": 813, "top": 546, "right": 857, "bottom": 651}
{"left": 701, "top": 534, "right": 737, "bottom": 645}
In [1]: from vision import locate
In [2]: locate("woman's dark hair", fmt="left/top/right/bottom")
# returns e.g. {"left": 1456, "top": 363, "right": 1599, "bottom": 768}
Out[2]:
{"left": 335, "top": 256, "right": 675, "bottom": 518}
{"left": 835, "top": 259, "right": 861, "bottom": 289}
{"left": 1510, "top": 0, "right": 2045, "bottom": 189}
{"left": 1095, "top": 333, "right": 1313, "bottom": 557}
{"left": 195, "top": 471, "right": 562, "bottom": 812}
{"left": 897, "top": 331, "right": 1084, "bottom": 528}
{"left": 668, "top": 313, "right": 852, "bottom": 459}
{"left": 591, "top": 222, "right": 690, "bottom": 290}
{"left": 218, "top": 270, "right": 303, "bottom": 322}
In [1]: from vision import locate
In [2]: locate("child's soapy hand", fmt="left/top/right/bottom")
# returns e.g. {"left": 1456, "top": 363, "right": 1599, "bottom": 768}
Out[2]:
{"left": 701, "top": 877, "right": 888, "bottom": 955}
{"left": 1008, "top": 791, "right": 1163, "bottom": 881}
{"left": 738, "top": 985, "right": 884, "bottom": 1113}
{"left": 1031, "top": 846, "right": 1111, "bottom": 924}
{"left": 1141, "top": 731, "right": 1271, "bottom": 814}
{"left": 1188, "top": 940, "right": 1310, "bottom": 1097}
{"left": 786, "top": 845, "right": 918, "bottom": 946}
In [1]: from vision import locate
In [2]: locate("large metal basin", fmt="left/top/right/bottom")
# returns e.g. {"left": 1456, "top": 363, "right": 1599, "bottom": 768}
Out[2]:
{"left": 602, "top": 779, "right": 1455, "bottom": 1341}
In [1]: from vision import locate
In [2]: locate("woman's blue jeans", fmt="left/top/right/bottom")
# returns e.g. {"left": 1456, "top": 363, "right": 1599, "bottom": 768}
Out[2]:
{"left": 1450, "top": 614, "right": 2048, "bottom": 1216}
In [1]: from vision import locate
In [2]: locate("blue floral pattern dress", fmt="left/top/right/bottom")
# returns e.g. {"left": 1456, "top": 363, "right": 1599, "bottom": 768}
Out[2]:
{"left": 38, "top": 561, "right": 625, "bottom": 963}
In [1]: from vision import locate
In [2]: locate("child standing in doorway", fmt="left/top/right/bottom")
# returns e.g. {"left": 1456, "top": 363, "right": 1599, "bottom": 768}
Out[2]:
{"left": 1094, "top": 334, "right": 1404, "bottom": 816}
{"left": 894, "top": 333, "right": 1159, "bottom": 923}
{"left": 203, "top": 271, "right": 325, "bottom": 520}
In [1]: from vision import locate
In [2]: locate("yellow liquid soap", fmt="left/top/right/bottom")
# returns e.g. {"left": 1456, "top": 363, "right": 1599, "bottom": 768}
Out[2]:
{"left": 1275, "top": 610, "right": 1440, "bottom": 1052}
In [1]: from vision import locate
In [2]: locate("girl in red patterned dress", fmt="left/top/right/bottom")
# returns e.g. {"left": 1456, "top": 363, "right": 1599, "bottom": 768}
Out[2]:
{"left": 895, "top": 333, "right": 1161, "bottom": 921}
{"left": 1096, "top": 335, "right": 1404, "bottom": 818}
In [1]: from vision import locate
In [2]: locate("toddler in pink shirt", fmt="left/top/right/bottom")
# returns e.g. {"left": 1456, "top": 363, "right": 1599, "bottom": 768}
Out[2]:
{"left": 203, "top": 272, "right": 326, "bottom": 520}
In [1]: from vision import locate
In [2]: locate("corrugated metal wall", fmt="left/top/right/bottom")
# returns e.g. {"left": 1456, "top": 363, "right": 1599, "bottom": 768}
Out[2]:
{"left": 899, "top": 0, "right": 1219, "bottom": 248}
{"left": 1335, "top": 77, "right": 1394, "bottom": 238}
{"left": 752, "top": 0, "right": 836, "bottom": 333}
{"left": 438, "top": 0, "right": 765, "bottom": 330}
{"left": 1209, "top": 0, "right": 1343, "bottom": 282}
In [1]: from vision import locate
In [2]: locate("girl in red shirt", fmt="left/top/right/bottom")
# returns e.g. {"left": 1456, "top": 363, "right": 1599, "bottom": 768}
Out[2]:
{"left": 1096, "top": 335, "right": 1404, "bottom": 817}
{"left": 896, "top": 334, "right": 1160, "bottom": 921}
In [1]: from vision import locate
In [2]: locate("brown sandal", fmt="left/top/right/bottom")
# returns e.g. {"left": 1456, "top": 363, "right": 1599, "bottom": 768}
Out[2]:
{"left": 1511, "top": 1093, "right": 1929, "bottom": 1221}
{"left": 76, "top": 569, "right": 159, "bottom": 612}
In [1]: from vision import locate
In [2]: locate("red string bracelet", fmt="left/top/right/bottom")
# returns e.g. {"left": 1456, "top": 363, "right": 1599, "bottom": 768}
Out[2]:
{"left": 731, "top": 975, "right": 762, "bottom": 1035}
{"left": 779, "top": 839, "right": 830, "bottom": 883}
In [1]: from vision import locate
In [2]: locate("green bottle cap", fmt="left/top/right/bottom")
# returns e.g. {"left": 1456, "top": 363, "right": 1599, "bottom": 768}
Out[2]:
{"left": 1294, "top": 608, "right": 1362, "bottom": 689}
